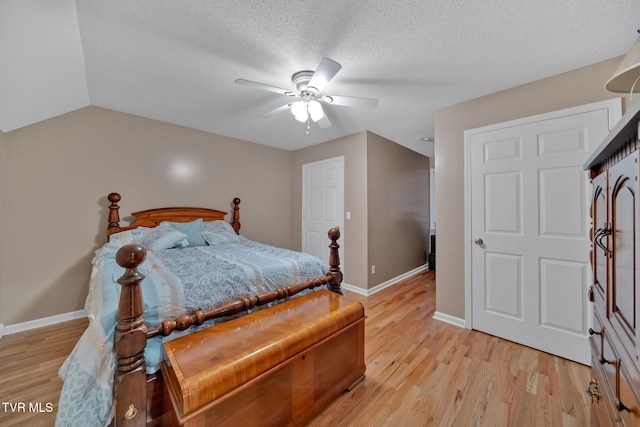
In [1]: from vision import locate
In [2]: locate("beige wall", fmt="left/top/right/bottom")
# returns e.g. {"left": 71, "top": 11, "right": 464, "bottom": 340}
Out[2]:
{"left": 434, "top": 56, "right": 628, "bottom": 319}
{"left": 1, "top": 106, "right": 293, "bottom": 324}
{"left": 291, "top": 132, "right": 369, "bottom": 289}
{"left": 367, "top": 132, "right": 430, "bottom": 286}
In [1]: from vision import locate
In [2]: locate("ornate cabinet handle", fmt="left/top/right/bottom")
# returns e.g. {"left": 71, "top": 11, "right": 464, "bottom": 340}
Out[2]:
{"left": 616, "top": 398, "right": 629, "bottom": 413}
{"left": 586, "top": 379, "right": 600, "bottom": 403}
{"left": 124, "top": 404, "right": 138, "bottom": 420}
{"left": 615, "top": 362, "right": 630, "bottom": 413}
{"left": 591, "top": 326, "right": 608, "bottom": 366}
{"left": 594, "top": 227, "right": 612, "bottom": 256}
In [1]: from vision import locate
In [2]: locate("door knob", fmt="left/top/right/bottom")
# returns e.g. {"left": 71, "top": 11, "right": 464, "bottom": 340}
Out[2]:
{"left": 474, "top": 238, "right": 483, "bottom": 246}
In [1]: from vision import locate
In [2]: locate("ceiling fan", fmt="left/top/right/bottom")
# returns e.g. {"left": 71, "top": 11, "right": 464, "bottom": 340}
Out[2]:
{"left": 235, "top": 58, "right": 378, "bottom": 131}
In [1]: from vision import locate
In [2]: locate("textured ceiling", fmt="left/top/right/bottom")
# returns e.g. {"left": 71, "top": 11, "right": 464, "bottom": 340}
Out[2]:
{"left": 1, "top": 1, "right": 638, "bottom": 157}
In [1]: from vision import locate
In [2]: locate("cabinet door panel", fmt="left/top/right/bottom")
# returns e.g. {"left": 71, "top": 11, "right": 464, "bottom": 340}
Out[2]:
{"left": 593, "top": 172, "right": 608, "bottom": 302}
{"left": 609, "top": 152, "right": 640, "bottom": 363}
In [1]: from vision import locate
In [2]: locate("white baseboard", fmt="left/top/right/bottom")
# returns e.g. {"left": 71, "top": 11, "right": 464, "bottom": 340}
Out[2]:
{"left": 340, "top": 282, "right": 364, "bottom": 295}
{"left": 3, "top": 310, "right": 86, "bottom": 337}
{"left": 0, "top": 324, "right": 4, "bottom": 340}
{"left": 433, "top": 311, "right": 467, "bottom": 329}
{"left": 341, "top": 264, "right": 429, "bottom": 297}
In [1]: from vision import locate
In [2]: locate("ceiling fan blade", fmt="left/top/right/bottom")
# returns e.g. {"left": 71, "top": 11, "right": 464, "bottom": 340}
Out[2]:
{"left": 316, "top": 104, "right": 332, "bottom": 129}
{"left": 235, "top": 79, "right": 292, "bottom": 96}
{"left": 316, "top": 114, "right": 332, "bottom": 129}
{"left": 260, "top": 103, "right": 291, "bottom": 117}
{"left": 307, "top": 58, "right": 341, "bottom": 93}
{"left": 326, "top": 95, "right": 378, "bottom": 109}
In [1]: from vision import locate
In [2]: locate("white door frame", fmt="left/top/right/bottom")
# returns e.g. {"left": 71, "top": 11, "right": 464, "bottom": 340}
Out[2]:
{"left": 463, "top": 98, "right": 622, "bottom": 329}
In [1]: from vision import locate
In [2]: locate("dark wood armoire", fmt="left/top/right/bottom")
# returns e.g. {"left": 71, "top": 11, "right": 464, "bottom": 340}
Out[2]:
{"left": 585, "top": 99, "right": 640, "bottom": 426}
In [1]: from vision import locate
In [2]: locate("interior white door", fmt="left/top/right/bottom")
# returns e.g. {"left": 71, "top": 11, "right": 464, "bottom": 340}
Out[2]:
{"left": 302, "top": 156, "right": 344, "bottom": 267}
{"left": 466, "top": 100, "right": 619, "bottom": 365}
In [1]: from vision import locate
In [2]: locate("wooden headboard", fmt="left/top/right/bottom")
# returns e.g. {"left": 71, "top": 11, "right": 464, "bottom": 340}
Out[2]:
{"left": 106, "top": 192, "right": 241, "bottom": 237}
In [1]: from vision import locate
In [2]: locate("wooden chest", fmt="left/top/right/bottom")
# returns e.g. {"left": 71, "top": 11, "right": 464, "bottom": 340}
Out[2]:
{"left": 161, "top": 290, "right": 365, "bottom": 427}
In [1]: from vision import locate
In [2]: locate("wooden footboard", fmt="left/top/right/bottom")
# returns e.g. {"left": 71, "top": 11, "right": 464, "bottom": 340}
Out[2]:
{"left": 112, "top": 228, "right": 343, "bottom": 426}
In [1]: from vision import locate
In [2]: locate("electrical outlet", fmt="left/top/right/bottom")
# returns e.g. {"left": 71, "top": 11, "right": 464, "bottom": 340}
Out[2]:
{"left": 371, "top": 265, "right": 375, "bottom": 275}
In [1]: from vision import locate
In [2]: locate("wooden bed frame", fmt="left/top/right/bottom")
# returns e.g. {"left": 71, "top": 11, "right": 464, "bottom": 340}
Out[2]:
{"left": 105, "top": 193, "right": 344, "bottom": 426}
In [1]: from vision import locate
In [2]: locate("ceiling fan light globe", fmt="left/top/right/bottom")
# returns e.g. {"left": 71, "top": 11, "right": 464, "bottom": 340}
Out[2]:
{"left": 308, "top": 100, "right": 324, "bottom": 122}
{"left": 291, "top": 101, "right": 308, "bottom": 122}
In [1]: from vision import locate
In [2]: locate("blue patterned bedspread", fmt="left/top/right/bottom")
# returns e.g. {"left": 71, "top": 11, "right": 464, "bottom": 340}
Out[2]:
{"left": 56, "top": 226, "right": 328, "bottom": 426}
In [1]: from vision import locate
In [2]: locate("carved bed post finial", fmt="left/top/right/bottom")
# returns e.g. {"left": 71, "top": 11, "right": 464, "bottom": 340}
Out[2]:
{"left": 328, "top": 227, "right": 343, "bottom": 294}
{"left": 108, "top": 192, "right": 122, "bottom": 237}
{"left": 114, "top": 244, "right": 147, "bottom": 427}
{"left": 232, "top": 197, "right": 241, "bottom": 235}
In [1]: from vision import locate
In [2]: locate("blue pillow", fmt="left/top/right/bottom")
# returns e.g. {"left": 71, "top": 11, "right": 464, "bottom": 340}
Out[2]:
{"left": 167, "top": 219, "right": 207, "bottom": 247}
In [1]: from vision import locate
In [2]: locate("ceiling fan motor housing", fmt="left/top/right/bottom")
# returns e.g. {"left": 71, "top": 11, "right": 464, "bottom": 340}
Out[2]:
{"left": 292, "top": 70, "right": 316, "bottom": 95}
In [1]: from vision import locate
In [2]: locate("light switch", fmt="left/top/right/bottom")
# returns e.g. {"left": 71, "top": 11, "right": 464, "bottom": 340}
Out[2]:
{"left": 346, "top": 211, "right": 351, "bottom": 219}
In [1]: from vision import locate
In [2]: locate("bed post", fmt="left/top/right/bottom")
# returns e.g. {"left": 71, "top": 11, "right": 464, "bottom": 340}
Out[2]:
{"left": 328, "top": 227, "right": 343, "bottom": 294}
{"left": 231, "top": 197, "right": 241, "bottom": 235}
{"left": 114, "top": 244, "right": 148, "bottom": 427}
{"left": 108, "top": 192, "right": 122, "bottom": 236}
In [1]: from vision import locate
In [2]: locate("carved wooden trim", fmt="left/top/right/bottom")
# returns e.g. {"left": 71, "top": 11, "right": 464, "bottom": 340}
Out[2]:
{"left": 108, "top": 192, "right": 123, "bottom": 236}
{"left": 114, "top": 244, "right": 148, "bottom": 427}
{"left": 232, "top": 197, "right": 241, "bottom": 235}
{"left": 328, "top": 227, "right": 343, "bottom": 294}
{"left": 593, "top": 135, "right": 639, "bottom": 176}
{"left": 126, "top": 206, "right": 228, "bottom": 229}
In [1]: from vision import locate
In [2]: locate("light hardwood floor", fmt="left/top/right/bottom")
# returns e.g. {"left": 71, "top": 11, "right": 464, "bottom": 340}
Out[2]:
{"left": 0, "top": 316, "right": 88, "bottom": 427}
{"left": 0, "top": 270, "right": 593, "bottom": 426}
{"left": 310, "top": 270, "right": 592, "bottom": 427}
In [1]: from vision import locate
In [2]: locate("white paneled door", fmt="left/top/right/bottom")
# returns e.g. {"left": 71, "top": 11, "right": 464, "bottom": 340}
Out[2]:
{"left": 466, "top": 100, "right": 621, "bottom": 365}
{"left": 302, "top": 157, "right": 344, "bottom": 268}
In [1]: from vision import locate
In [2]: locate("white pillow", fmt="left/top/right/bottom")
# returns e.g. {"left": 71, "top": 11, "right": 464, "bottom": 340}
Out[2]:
{"left": 137, "top": 222, "right": 189, "bottom": 251}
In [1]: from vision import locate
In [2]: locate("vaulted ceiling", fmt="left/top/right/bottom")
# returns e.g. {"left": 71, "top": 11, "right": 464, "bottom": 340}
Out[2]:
{"left": 1, "top": 1, "right": 638, "bottom": 157}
